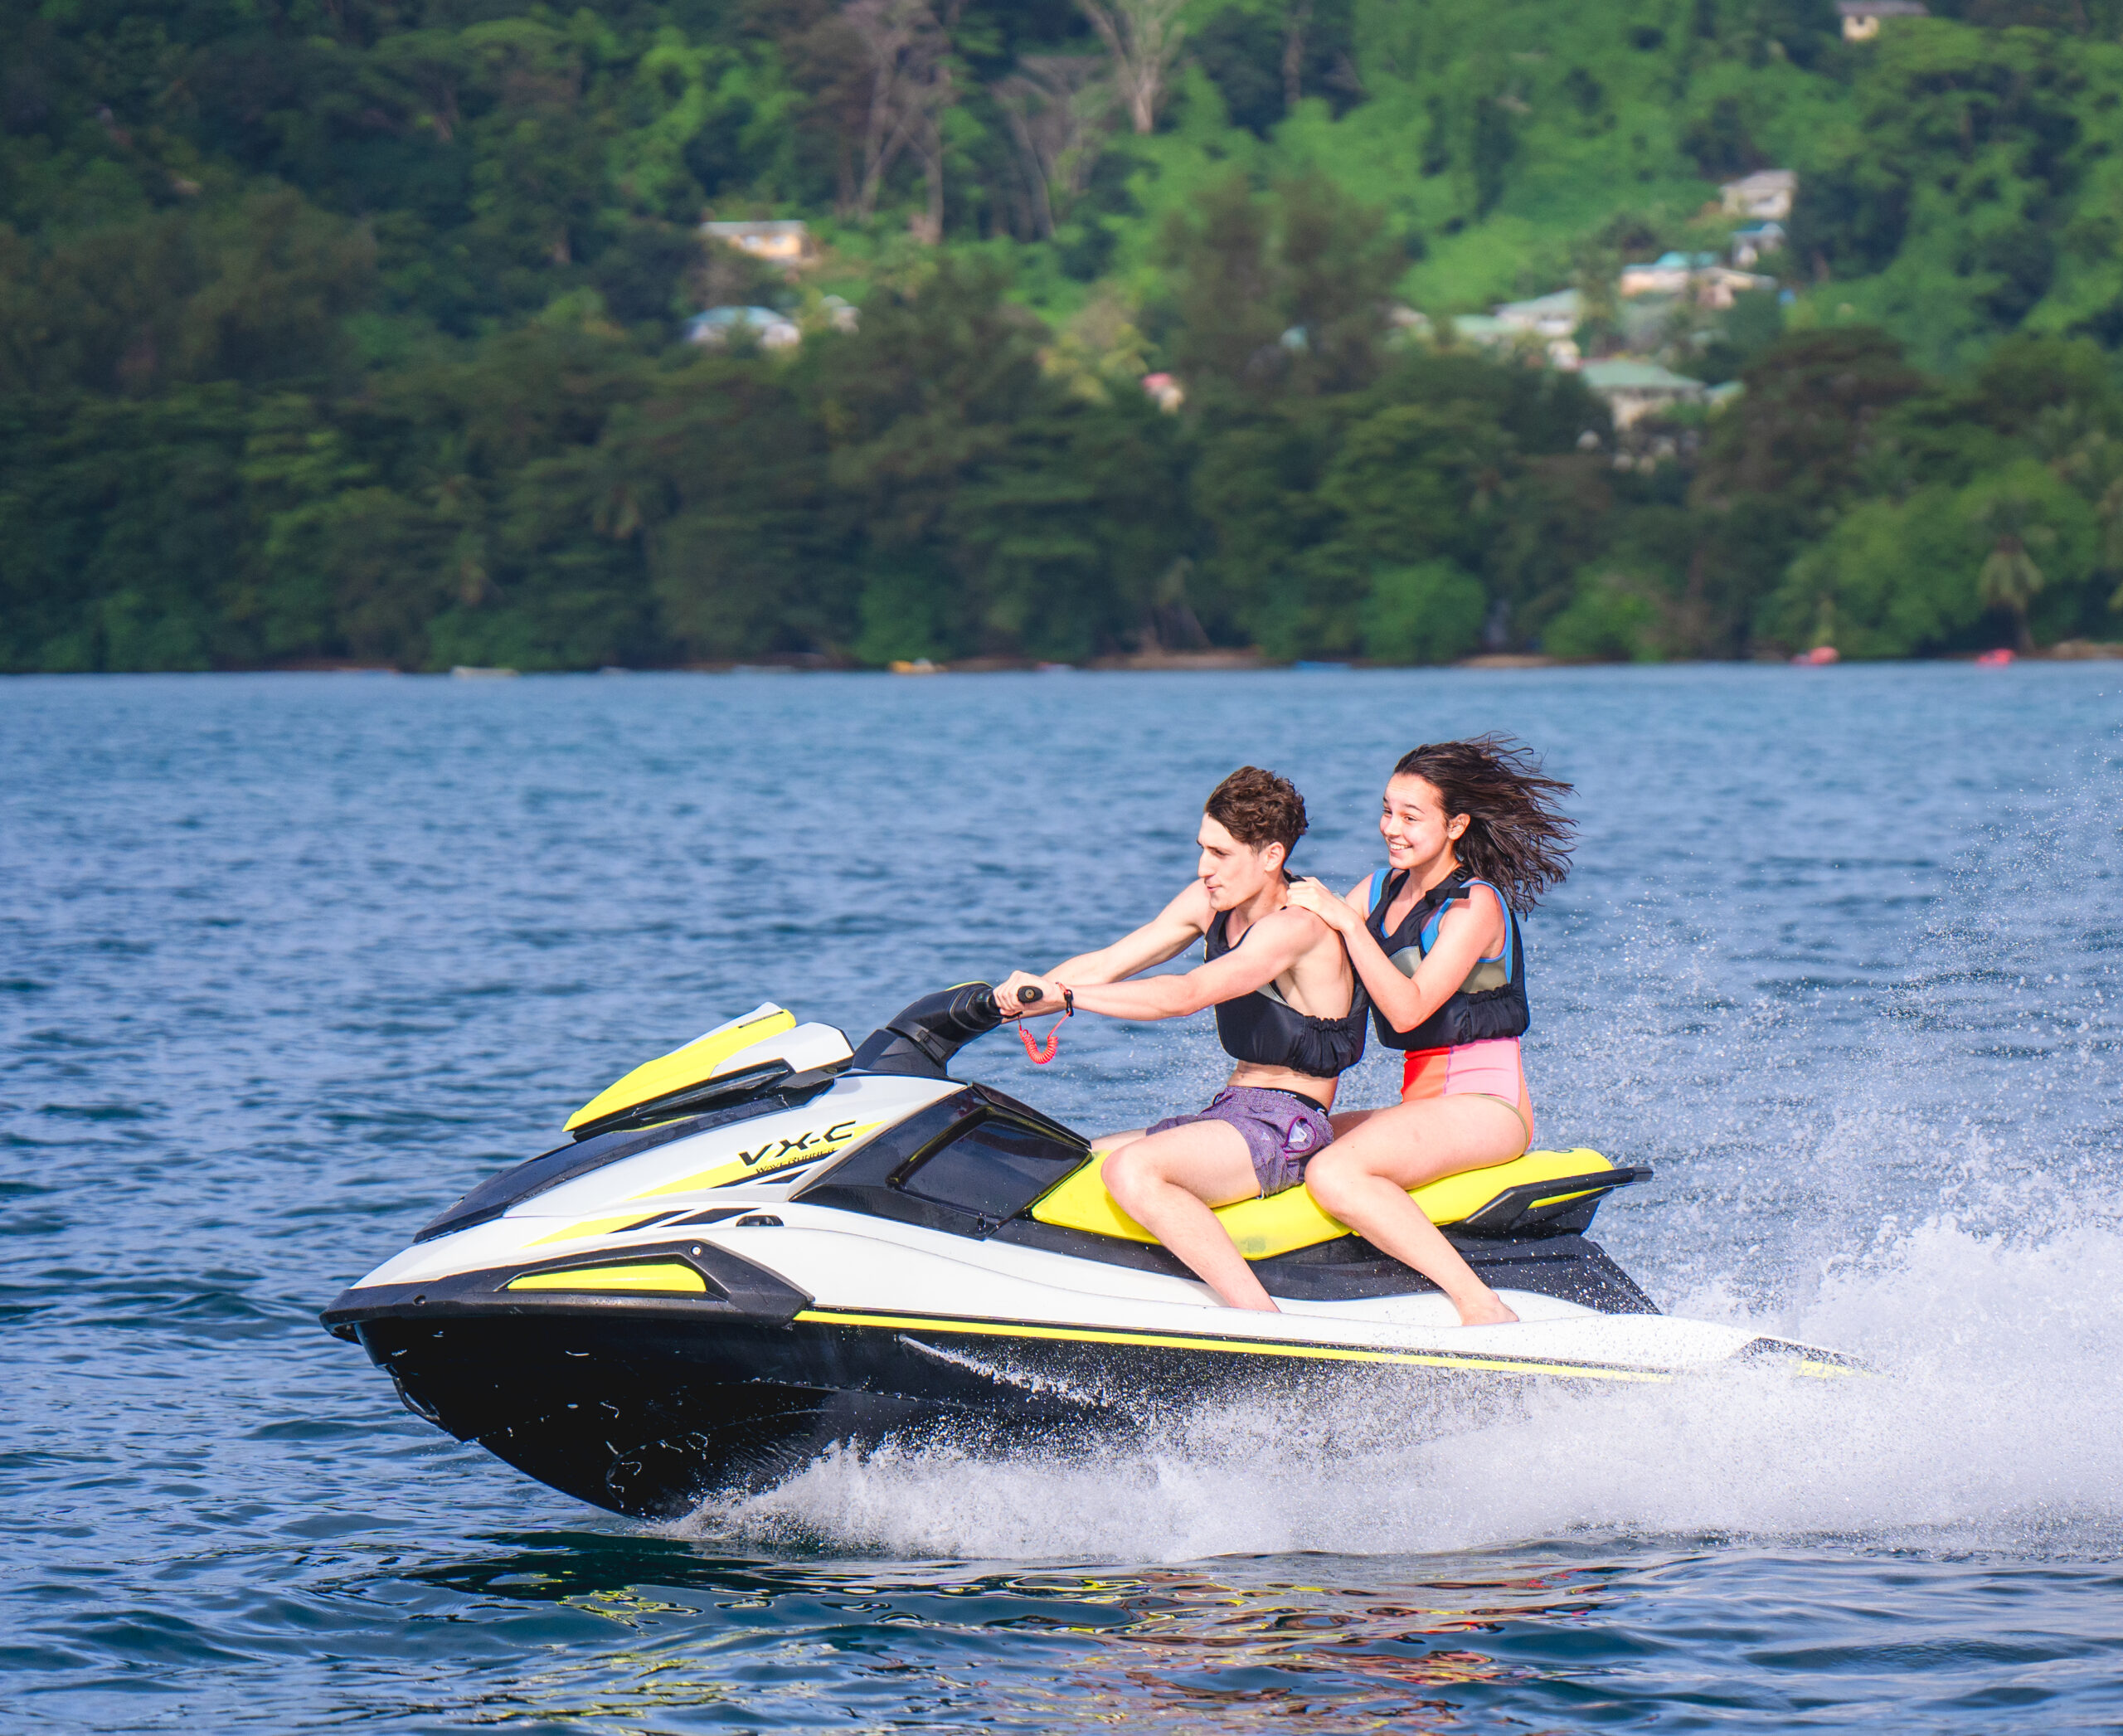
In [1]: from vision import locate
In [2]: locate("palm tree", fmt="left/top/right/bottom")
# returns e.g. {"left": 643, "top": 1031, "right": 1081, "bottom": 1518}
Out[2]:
{"left": 1076, "top": 0, "right": 1188, "bottom": 134}
{"left": 1971, "top": 488, "right": 2053, "bottom": 654}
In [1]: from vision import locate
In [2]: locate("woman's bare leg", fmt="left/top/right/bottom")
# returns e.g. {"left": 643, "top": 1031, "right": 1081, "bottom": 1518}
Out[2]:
{"left": 1304, "top": 1097, "right": 1528, "bottom": 1326}
{"left": 1101, "top": 1126, "right": 1277, "bottom": 1312}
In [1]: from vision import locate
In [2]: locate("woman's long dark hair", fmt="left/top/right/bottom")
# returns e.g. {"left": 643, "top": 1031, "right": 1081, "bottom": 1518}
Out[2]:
{"left": 1392, "top": 734, "right": 1574, "bottom": 916}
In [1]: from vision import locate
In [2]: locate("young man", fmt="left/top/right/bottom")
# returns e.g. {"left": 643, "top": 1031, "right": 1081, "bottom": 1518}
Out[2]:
{"left": 997, "top": 766, "right": 1366, "bottom": 1312}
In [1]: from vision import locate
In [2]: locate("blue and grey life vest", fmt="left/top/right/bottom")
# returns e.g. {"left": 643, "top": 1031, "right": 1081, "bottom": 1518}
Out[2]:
{"left": 1363, "top": 868, "right": 1529, "bottom": 1053}
{"left": 1203, "top": 907, "right": 1368, "bottom": 1079}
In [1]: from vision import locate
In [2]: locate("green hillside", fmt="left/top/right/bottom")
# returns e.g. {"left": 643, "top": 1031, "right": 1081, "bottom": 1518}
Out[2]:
{"left": 4, "top": 0, "right": 2123, "bottom": 669}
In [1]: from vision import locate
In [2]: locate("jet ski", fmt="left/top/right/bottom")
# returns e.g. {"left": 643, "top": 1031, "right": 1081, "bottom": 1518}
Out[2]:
{"left": 323, "top": 986, "right": 1859, "bottom": 1518}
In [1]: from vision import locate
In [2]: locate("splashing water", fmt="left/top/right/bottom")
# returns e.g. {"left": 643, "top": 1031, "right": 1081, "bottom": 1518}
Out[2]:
{"left": 683, "top": 1208, "right": 2123, "bottom": 1563}
{"left": 686, "top": 716, "right": 2123, "bottom": 1568}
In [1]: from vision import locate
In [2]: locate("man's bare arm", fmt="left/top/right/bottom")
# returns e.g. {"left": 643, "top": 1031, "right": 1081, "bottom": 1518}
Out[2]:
{"left": 993, "top": 882, "right": 1212, "bottom": 1017}
{"left": 1064, "top": 908, "right": 1321, "bottom": 1023}
{"left": 1049, "top": 883, "right": 1213, "bottom": 985}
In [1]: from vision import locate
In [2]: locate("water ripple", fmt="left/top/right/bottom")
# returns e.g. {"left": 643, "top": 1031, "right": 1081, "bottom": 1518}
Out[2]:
{"left": 2, "top": 667, "right": 2121, "bottom": 1732}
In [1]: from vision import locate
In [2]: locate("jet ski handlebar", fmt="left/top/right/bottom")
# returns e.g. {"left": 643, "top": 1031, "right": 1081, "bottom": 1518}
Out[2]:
{"left": 848, "top": 983, "right": 1007, "bottom": 1078}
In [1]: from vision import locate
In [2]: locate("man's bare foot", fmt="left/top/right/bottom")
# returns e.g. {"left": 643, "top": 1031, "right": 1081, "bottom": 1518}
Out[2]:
{"left": 1454, "top": 1293, "right": 1519, "bottom": 1326}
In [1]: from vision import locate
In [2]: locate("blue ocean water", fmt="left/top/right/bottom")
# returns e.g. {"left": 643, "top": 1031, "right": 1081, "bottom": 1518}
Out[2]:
{"left": 2, "top": 664, "right": 2121, "bottom": 1734}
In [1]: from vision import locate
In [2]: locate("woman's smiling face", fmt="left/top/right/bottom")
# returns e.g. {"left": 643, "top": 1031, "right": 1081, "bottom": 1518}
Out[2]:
{"left": 1379, "top": 773, "right": 1465, "bottom": 869}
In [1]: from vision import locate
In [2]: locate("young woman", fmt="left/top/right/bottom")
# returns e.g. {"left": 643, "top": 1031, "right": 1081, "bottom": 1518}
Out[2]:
{"left": 1285, "top": 736, "right": 1573, "bottom": 1327}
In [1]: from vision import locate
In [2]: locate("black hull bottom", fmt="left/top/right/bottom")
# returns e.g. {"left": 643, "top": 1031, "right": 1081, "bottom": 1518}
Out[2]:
{"left": 356, "top": 1302, "right": 1666, "bottom": 1519}
{"left": 362, "top": 1311, "right": 1198, "bottom": 1518}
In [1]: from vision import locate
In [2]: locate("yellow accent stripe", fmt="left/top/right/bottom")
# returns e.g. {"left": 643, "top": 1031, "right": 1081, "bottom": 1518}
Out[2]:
{"left": 508, "top": 1262, "right": 707, "bottom": 1295}
{"left": 1528, "top": 1188, "right": 1603, "bottom": 1210}
{"left": 566, "top": 1007, "right": 796, "bottom": 1133}
{"left": 1795, "top": 1359, "right": 1863, "bottom": 1379}
{"left": 790, "top": 1309, "right": 1670, "bottom": 1383}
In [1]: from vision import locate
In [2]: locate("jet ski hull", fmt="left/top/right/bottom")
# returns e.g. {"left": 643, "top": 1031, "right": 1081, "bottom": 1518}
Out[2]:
{"left": 346, "top": 1293, "right": 1692, "bottom": 1520}
{"left": 353, "top": 1306, "right": 1168, "bottom": 1517}
{"left": 328, "top": 1225, "right": 1717, "bottom": 1520}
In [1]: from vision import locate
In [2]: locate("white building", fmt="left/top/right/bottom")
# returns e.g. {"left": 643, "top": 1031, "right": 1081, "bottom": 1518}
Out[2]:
{"left": 1720, "top": 170, "right": 1797, "bottom": 221}
{"left": 1837, "top": 1, "right": 1927, "bottom": 41}
{"left": 1619, "top": 252, "right": 1715, "bottom": 298}
{"left": 1494, "top": 289, "right": 1582, "bottom": 338}
{"left": 700, "top": 220, "right": 818, "bottom": 265}
{"left": 1692, "top": 265, "right": 1778, "bottom": 309}
{"left": 1618, "top": 252, "right": 1777, "bottom": 308}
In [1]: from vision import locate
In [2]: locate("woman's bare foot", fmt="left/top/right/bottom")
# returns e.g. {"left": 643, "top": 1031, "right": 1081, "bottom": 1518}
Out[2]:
{"left": 1453, "top": 1291, "right": 1519, "bottom": 1326}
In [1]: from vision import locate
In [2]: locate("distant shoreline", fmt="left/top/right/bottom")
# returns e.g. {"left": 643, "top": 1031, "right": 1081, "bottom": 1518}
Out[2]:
{"left": 11, "top": 641, "right": 2119, "bottom": 678}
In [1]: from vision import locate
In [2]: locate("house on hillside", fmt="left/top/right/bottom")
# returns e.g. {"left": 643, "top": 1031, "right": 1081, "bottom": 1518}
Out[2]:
{"left": 1619, "top": 252, "right": 1776, "bottom": 308}
{"left": 1445, "top": 308, "right": 1580, "bottom": 368}
{"left": 1494, "top": 289, "right": 1581, "bottom": 338}
{"left": 1445, "top": 313, "right": 1513, "bottom": 348}
{"left": 1729, "top": 221, "right": 1785, "bottom": 267}
{"left": 1619, "top": 252, "right": 1716, "bottom": 298}
{"left": 1837, "top": 0, "right": 1927, "bottom": 40}
{"left": 1692, "top": 265, "right": 1778, "bottom": 309}
{"left": 701, "top": 219, "right": 819, "bottom": 265}
{"left": 1720, "top": 169, "right": 1797, "bottom": 221}
{"left": 1494, "top": 289, "right": 1584, "bottom": 367}
{"left": 686, "top": 305, "right": 801, "bottom": 348}
{"left": 1580, "top": 358, "right": 1705, "bottom": 430}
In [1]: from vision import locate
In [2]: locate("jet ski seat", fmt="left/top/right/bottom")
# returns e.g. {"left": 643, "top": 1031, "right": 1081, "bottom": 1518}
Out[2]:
{"left": 1030, "top": 1146, "right": 1641, "bottom": 1258}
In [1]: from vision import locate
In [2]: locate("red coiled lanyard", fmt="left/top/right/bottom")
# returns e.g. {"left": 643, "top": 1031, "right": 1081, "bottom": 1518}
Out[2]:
{"left": 1018, "top": 986, "right": 1074, "bottom": 1064}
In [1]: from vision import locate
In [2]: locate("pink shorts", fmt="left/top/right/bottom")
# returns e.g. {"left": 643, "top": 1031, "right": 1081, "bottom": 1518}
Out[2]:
{"left": 1402, "top": 1040, "right": 1532, "bottom": 1150}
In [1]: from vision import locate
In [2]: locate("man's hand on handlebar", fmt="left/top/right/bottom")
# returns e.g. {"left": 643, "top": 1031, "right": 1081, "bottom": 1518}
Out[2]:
{"left": 993, "top": 970, "right": 1066, "bottom": 1017}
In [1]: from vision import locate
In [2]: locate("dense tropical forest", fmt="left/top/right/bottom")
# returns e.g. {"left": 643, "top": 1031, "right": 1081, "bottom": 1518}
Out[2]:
{"left": 5, "top": 0, "right": 2123, "bottom": 670}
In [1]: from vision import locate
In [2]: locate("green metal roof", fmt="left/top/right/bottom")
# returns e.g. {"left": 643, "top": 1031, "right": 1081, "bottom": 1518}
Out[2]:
{"left": 1579, "top": 358, "right": 1704, "bottom": 392}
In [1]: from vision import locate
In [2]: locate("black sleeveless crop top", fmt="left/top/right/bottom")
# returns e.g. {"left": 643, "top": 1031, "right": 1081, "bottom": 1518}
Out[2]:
{"left": 1204, "top": 907, "right": 1368, "bottom": 1079}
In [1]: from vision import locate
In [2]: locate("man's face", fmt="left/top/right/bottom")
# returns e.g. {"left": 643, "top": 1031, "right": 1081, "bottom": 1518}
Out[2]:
{"left": 1196, "top": 815, "right": 1281, "bottom": 911}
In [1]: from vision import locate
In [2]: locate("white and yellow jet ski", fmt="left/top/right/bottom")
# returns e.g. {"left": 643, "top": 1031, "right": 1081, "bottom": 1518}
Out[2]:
{"left": 323, "top": 986, "right": 1857, "bottom": 1517}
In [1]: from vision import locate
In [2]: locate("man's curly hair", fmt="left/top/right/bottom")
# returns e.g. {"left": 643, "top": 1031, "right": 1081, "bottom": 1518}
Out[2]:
{"left": 1204, "top": 766, "right": 1308, "bottom": 859}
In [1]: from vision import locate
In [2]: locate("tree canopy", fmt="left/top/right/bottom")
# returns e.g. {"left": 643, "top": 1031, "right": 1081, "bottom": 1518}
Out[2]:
{"left": 4, "top": 0, "right": 2123, "bottom": 669}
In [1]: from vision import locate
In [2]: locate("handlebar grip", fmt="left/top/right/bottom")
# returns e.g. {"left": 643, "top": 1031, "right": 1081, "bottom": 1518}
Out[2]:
{"left": 1018, "top": 985, "right": 1045, "bottom": 1005}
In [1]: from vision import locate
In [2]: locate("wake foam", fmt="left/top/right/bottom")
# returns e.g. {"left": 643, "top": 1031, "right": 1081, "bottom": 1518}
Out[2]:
{"left": 673, "top": 1213, "right": 2123, "bottom": 1563}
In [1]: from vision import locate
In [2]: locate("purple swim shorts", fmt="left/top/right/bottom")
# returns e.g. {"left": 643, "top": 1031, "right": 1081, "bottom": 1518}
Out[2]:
{"left": 1147, "top": 1086, "right": 1334, "bottom": 1196}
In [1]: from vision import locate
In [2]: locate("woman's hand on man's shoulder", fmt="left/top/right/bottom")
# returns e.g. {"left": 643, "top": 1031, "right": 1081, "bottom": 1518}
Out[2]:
{"left": 1285, "top": 877, "right": 1356, "bottom": 933}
